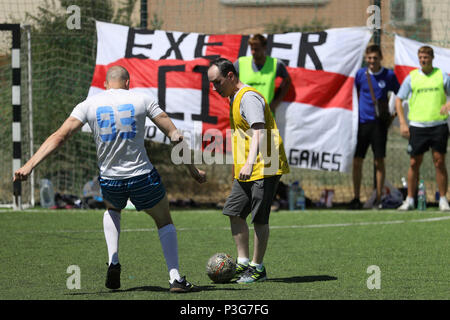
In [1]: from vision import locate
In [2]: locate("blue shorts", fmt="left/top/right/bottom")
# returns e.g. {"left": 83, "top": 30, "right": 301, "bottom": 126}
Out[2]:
{"left": 98, "top": 169, "right": 166, "bottom": 211}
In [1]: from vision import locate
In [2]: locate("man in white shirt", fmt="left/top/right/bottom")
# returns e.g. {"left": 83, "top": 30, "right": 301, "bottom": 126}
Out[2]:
{"left": 14, "top": 66, "right": 206, "bottom": 292}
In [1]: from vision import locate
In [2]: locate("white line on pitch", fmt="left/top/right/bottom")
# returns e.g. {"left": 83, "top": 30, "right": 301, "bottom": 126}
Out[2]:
{"left": 9, "top": 215, "right": 450, "bottom": 234}
{"left": 269, "top": 215, "right": 450, "bottom": 229}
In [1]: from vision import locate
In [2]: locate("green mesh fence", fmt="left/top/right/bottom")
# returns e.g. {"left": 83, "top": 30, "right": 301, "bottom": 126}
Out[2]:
{"left": 0, "top": 0, "right": 449, "bottom": 207}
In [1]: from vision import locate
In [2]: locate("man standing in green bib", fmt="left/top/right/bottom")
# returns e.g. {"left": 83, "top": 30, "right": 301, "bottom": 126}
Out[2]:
{"left": 234, "top": 34, "right": 291, "bottom": 116}
{"left": 396, "top": 46, "right": 450, "bottom": 211}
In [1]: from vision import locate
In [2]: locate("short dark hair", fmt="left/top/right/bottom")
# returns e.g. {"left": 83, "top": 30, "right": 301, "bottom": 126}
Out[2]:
{"left": 249, "top": 34, "right": 267, "bottom": 47}
{"left": 365, "top": 44, "right": 383, "bottom": 59}
{"left": 210, "top": 57, "right": 238, "bottom": 77}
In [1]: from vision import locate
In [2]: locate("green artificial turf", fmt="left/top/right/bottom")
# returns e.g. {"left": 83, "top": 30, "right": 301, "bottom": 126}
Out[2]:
{"left": 1, "top": 208, "right": 450, "bottom": 301}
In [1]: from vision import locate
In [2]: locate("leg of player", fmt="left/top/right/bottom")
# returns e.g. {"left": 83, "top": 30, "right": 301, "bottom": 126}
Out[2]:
{"left": 143, "top": 194, "right": 195, "bottom": 293}
{"left": 229, "top": 215, "right": 250, "bottom": 276}
{"left": 432, "top": 150, "right": 450, "bottom": 211}
{"left": 399, "top": 154, "right": 423, "bottom": 210}
{"left": 408, "top": 154, "right": 423, "bottom": 199}
{"left": 236, "top": 176, "right": 279, "bottom": 283}
{"left": 229, "top": 216, "right": 250, "bottom": 258}
{"left": 103, "top": 200, "right": 122, "bottom": 289}
{"left": 350, "top": 157, "right": 364, "bottom": 209}
{"left": 374, "top": 157, "right": 386, "bottom": 208}
{"left": 103, "top": 207, "right": 121, "bottom": 266}
{"left": 236, "top": 224, "right": 269, "bottom": 284}
{"left": 252, "top": 223, "right": 269, "bottom": 266}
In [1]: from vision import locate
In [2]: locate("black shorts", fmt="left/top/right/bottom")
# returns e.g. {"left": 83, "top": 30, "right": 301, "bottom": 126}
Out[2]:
{"left": 408, "top": 124, "right": 449, "bottom": 156}
{"left": 354, "top": 121, "right": 388, "bottom": 159}
{"left": 223, "top": 175, "right": 281, "bottom": 224}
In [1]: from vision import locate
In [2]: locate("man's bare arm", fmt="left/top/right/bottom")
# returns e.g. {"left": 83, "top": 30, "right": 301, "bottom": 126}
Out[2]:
{"left": 151, "top": 112, "right": 206, "bottom": 183}
{"left": 239, "top": 122, "right": 265, "bottom": 181}
{"left": 395, "top": 97, "right": 410, "bottom": 139}
{"left": 14, "top": 116, "right": 83, "bottom": 181}
{"left": 152, "top": 112, "right": 181, "bottom": 142}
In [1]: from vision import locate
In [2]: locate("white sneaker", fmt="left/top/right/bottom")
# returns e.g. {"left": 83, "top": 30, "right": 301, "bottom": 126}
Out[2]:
{"left": 439, "top": 198, "right": 450, "bottom": 211}
{"left": 397, "top": 200, "right": 414, "bottom": 211}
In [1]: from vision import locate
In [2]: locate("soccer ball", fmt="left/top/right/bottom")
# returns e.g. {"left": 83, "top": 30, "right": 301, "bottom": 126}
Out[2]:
{"left": 206, "top": 253, "right": 236, "bottom": 283}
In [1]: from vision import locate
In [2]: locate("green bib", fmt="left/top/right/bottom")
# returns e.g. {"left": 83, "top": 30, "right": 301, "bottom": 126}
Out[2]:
{"left": 409, "top": 68, "right": 447, "bottom": 122}
{"left": 238, "top": 56, "right": 277, "bottom": 104}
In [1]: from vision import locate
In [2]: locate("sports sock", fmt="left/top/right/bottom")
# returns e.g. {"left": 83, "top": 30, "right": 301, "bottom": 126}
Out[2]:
{"left": 250, "top": 261, "right": 264, "bottom": 272}
{"left": 237, "top": 257, "right": 249, "bottom": 266}
{"left": 158, "top": 224, "right": 181, "bottom": 283}
{"left": 406, "top": 196, "right": 414, "bottom": 206}
{"left": 103, "top": 209, "right": 121, "bottom": 265}
{"left": 440, "top": 197, "right": 449, "bottom": 206}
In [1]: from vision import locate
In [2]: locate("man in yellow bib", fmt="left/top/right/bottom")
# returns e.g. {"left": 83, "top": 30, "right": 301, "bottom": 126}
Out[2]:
{"left": 208, "top": 58, "right": 290, "bottom": 283}
{"left": 396, "top": 46, "right": 450, "bottom": 211}
{"left": 234, "top": 34, "right": 291, "bottom": 115}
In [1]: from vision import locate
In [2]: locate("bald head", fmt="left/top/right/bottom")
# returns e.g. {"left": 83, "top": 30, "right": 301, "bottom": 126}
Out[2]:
{"left": 105, "top": 66, "right": 130, "bottom": 89}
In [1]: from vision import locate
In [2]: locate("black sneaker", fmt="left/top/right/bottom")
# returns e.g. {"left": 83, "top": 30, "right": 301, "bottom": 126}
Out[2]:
{"left": 169, "top": 276, "right": 195, "bottom": 293}
{"left": 105, "top": 263, "right": 121, "bottom": 290}
{"left": 348, "top": 198, "right": 362, "bottom": 210}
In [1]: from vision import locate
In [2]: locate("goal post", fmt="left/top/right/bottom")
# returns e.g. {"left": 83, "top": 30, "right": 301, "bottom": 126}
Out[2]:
{"left": 0, "top": 23, "right": 22, "bottom": 209}
{"left": 0, "top": 23, "right": 33, "bottom": 210}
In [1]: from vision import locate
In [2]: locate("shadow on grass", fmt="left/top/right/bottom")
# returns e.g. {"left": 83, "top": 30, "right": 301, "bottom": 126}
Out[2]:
{"left": 64, "top": 284, "right": 249, "bottom": 296}
{"left": 267, "top": 275, "right": 338, "bottom": 283}
{"left": 118, "top": 285, "right": 249, "bottom": 293}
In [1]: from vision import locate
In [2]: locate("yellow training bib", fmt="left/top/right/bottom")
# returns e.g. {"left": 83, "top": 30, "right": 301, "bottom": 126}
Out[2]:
{"left": 230, "top": 86, "right": 290, "bottom": 182}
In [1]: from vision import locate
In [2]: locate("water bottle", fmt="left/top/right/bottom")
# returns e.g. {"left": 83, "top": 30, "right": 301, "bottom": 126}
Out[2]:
{"left": 401, "top": 177, "right": 407, "bottom": 188}
{"left": 40, "top": 179, "right": 55, "bottom": 208}
{"left": 289, "top": 181, "right": 299, "bottom": 211}
{"left": 417, "top": 180, "right": 426, "bottom": 211}
{"left": 296, "top": 187, "right": 306, "bottom": 211}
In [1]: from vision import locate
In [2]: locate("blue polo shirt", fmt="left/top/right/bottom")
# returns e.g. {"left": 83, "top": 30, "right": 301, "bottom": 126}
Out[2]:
{"left": 355, "top": 67, "right": 400, "bottom": 124}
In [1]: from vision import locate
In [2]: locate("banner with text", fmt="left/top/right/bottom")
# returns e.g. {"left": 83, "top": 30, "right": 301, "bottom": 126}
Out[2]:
{"left": 88, "top": 21, "right": 371, "bottom": 172}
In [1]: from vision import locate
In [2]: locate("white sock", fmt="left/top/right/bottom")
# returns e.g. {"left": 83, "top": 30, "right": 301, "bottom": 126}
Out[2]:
{"left": 406, "top": 196, "right": 415, "bottom": 206}
{"left": 440, "top": 197, "right": 449, "bottom": 205}
{"left": 158, "top": 224, "right": 181, "bottom": 283}
{"left": 250, "top": 261, "right": 264, "bottom": 272}
{"left": 103, "top": 209, "right": 121, "bottom": 265}
{"left": 237, "top": 257, "right": 249, "bottom": 266}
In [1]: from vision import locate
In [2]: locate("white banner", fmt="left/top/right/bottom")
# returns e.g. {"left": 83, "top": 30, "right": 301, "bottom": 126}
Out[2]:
{"left": 88, "top": 21, "right": 372, "bottom": 172}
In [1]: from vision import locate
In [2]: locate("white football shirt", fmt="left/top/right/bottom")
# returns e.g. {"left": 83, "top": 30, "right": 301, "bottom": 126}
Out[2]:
{"left": 70, "top": 89, "right": 163, "bottom": 179}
